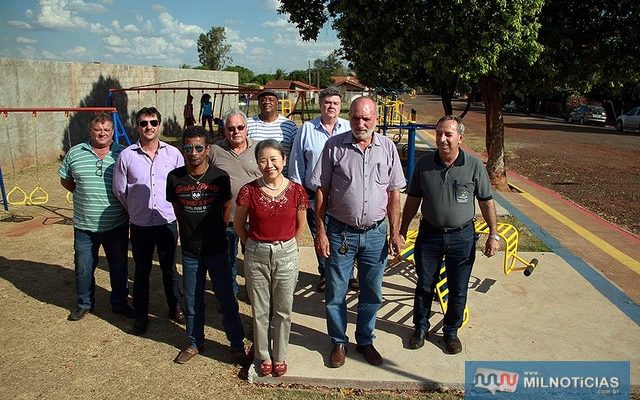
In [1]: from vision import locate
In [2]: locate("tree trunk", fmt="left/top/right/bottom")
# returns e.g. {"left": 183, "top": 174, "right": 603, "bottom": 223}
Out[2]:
{"left": 439, "top": 76, "right": 458, "bottom": 115}
{"left": 478, "top": 75, "right": 509, "bottom": 191}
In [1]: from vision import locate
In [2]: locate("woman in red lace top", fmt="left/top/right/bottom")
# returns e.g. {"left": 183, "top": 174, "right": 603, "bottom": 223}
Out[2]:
{"left": 234, "top": 139, "right": 308, "bottom": 377}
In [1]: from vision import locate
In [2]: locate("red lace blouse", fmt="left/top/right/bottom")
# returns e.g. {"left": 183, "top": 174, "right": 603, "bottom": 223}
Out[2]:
{"left": 236, "top": 179, "right": 309, "bottom": 242}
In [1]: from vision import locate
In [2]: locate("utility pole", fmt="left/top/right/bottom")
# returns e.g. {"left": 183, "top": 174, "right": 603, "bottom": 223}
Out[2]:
{"left": 308, "top": 60, "right": 311, "bottom": 86}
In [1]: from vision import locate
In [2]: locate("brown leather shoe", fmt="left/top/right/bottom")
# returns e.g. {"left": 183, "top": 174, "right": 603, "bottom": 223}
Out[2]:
{"left": 329, "top": 343, "right": 347, "bottom": 368}
{"left": 356, "top": 344, "right": 383, "bottom": 366}
{"left": 444, "top": 336, "right": 463, "bottom": 354}
{"left": 174, "top": 346, "right": 201, "bottom": 364}
{"left": 170, "top": 307, "right": 186, "bottom": 325}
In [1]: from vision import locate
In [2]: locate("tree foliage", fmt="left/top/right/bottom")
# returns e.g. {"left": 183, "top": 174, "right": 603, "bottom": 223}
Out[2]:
{"left": 279, "top": 0, "right": 544, "bottom": 189}
{"left": 197, "top": 26, "right": 232, "bottom": 70}
{"left": 224, "top": 65, "right": 254, "bottom": 84}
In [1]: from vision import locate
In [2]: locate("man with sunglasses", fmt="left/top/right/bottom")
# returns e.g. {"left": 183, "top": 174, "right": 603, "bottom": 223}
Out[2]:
{"left": 247, "top": 89, "right": 297, "bottom": 177}
{"left": 113, "top": 107, "right": 185, "bottom": 336}
{"left": 58, "top": 112, "right": 133, "bottom": 321}
{"left": 167, "top": 125, "right": 245, "bottom": 363}
{"left": 208, "top": 109, "right": 261, "bottom": 296}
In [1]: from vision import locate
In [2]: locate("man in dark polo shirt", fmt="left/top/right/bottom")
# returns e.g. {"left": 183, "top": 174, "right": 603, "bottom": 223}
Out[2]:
{"left": 398, "top": 115, "right": 499, "bottom": 355}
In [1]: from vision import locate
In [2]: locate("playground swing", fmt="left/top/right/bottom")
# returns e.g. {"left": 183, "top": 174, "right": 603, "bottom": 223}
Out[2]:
{"left": 2, "top": 114, "right": 28, "bottom": 205}
{"left": 28, "top": 113, "right": 49, "bottom": 205}
{"left": 64, "top": 111, "right": 73, "bottom": 204}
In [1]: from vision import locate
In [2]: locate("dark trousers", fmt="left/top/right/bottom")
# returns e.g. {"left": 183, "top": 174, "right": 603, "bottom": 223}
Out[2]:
{"left": 413, "top": 221, "right": 476, "bottom": 337}
{"left": 130, "top": 222, "right": 182, "bottom": 321}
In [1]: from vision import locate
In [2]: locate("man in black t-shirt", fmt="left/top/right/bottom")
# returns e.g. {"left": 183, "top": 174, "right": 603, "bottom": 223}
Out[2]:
{"left": 167, "top": 125, "right": 245, "bottom": 364}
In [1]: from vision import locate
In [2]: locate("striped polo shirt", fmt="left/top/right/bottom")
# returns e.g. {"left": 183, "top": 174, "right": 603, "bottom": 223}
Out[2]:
{"left": 57, "top": 142, "right": 128, "bottom": 232}
{"left": 247, "top": 114, "right": 298, "bottom": 177}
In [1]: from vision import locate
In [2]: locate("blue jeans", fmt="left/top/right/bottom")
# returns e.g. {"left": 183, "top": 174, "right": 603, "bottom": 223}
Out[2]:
{"left": 225, "top": 226, "right": 240, "bottom": 296}
{"left": 182, "top": 253, "right": 244, "bottom": 349}
{"left": 130, "top": 222, "right": 183, "bottom": 321}
{"left": 73, "top": 223, "right": 129, "bottom": 310}
{"left": 325, "top": 216, "right": 387, "bottom": 345}
{"left": 413, "top": 221, "right": 477, "bottom": 337}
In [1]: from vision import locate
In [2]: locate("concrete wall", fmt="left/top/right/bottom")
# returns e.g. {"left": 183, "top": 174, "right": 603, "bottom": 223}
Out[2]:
{"left": 0, "top": 58, "right": 238, "bottom": 170}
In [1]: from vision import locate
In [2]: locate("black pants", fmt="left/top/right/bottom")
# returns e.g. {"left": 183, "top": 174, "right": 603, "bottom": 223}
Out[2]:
{"left": 130, "top": 222, "right": 182, "bottom": 321}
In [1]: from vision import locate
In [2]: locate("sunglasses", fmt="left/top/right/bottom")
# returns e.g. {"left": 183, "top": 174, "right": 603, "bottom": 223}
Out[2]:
{"left": 138, "top": 120, "right": 159, "bottom": 128}
{"left": 183, "top": 144, "right": 206, "bottom": 153}
{"left": 95, "top": 159, "right": 103, "bottom": 177}
{"left": 225, "top": 125, "right": 245, "bottom": 132}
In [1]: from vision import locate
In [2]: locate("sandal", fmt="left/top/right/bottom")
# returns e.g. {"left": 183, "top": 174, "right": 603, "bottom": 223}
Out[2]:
{"left": 273, "top": 362, "right": 287, "bottom": 377}
{"left": 259, "top": 361, "right": 272, "bottom": 377}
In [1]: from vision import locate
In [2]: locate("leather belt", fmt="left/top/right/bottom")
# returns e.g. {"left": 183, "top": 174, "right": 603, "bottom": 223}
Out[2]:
{"left": 422, "top": 220, "right": 472, "bottom": 233}
{"left": 330, "top": 215, "right": 384, "bottom": 233}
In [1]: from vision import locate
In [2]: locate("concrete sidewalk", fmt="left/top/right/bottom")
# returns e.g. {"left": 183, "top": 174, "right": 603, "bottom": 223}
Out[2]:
{"left": 248, "top": 247, "right": 640, "bottom": 388}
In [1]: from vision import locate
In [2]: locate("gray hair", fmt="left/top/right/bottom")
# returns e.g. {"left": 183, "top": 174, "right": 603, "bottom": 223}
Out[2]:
{"left": 436, "top": 115, "right": 465, "bottom": 135}
{"left": 223, "top": 108, "right": 247, "bottom": 126}
{"left": 319, "top": 86, "right": 343, "bottom": 102}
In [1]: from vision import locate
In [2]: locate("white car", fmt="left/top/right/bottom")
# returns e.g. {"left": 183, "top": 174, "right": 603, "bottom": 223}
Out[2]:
{"left": 616, "top": 106, "right": 640, "bottom": 134}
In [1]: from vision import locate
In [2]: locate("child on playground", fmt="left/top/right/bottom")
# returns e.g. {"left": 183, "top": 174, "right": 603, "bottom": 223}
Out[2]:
{"left": 199, "top": 93, "right": 213, "bottom": 132}
{"left": 183, "top": 93, "right": 195, "bottom": 129}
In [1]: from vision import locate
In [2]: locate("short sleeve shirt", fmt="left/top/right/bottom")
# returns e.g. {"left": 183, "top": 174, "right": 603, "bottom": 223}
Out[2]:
{"left": 236, "top": 180, "right": 308, "bottom": 242}
{"left": 407, "top": 149, "right": 493, "bottom": 228}
{"left": 309, "top": 131, "right": 406, "bottom": 228}
{"left": 57, "top": 142, "right": 127, "bottom": 232}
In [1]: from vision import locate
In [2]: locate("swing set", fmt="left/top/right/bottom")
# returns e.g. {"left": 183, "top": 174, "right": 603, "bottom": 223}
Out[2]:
{"left": 0, "top": 107, "right": 119, "bottom": 211}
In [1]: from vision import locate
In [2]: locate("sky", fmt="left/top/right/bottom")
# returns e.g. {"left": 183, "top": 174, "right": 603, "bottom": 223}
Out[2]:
{"left": 0, "top": 0, "right": 340, "bottom": 74}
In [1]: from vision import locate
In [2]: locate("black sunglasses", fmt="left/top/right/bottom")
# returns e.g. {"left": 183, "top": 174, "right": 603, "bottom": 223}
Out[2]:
{"left": 138, "top": 120, "right": 159, "bottom": 128}
{"left": 183, "top": 144, "right": 206, "bottom": 153}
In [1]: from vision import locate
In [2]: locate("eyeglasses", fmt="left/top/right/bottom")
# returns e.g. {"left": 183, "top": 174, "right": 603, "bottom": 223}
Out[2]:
{"left": 95, "top": 159, "right": 103, "bottom": 177}
{"left": 183, "top": 144, "right": 206, "bottom": 153}
{"left": 225, "top": 125, "right": 245, "bottom": 132}
{"left": 138, "top": 120, "right": 159, "bottom": 128}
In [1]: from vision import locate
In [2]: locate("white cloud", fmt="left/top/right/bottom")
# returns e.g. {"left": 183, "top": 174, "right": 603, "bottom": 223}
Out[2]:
{"left": 274, "top": 32, "right": 337, "bottom": 50}
{"left": 66, "top": 0, "right": 108, "bottom": 13}
{"left": 263, "top": 0, "right": 281, "bottom": 11}
{"left": 18, "top": 45, "right": 37, "bottom": 59}
{"left": 246, "top": 36, "right": 265, "bottom": 43}
{"left": 31, "top": 0, "right": 91, "bottom": 31}
{"left": 122, "top": 24, "right": 140, "bottom": 33}
{"left": 8, "top": 20, "right": 33, "bottom": 30}
{"left": 41, "top": 49, "right": 59, "bottom": 59}
{"left": 63, "top": 46, "right": 89, "bottom": 56}
{"left": 104, "top": 34, "right": 130, "bottom": 47}
{"left": 224, "top": 19, "right": 242, "bottom": 26}
{"left": 225, "top": 27, "right": 246, "bottom": 54}
{"left": 263, "top": 18, "right": 290, "bottom": 28}
{"left": 111, "top": 19, "right": 120, "bottom": 29}
{"left": 17, "top": 36, "right": 38, "bottom": 44}
{"left": 157, "top": 12, "right": 202, "bottom": 36}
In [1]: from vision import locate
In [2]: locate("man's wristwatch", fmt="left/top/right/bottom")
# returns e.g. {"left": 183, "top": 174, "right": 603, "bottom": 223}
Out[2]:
{"left": 489, "top": 234, "right": 500, "bottom": 242}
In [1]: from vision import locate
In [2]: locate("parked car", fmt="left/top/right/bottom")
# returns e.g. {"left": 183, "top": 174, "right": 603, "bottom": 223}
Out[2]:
{"left": 616, "top": 106, "right": 640, "bottom": 134}
{"left": 567, "top": 105, "right": 607, "bottom": 126}
{"left": 502, "top": 100, "right": 527, "bottom": 113}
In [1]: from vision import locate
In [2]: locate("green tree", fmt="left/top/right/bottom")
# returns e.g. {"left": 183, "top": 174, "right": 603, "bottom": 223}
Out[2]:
{"left": 224, "top": 65, "right": 255, "bottom": 84}
{"left": 252, "top": 73, "right": 276, "bottom": 85}
{"left": 287, "top": 69, "right": 310, "bottom": 83}
{"left": 274, "top": 68, "right": 287, "bottom": 80}
{"left": 197, "top": 26, "right": 232, "bottom": 70}
{"left": 279, "top": 0, "right": 544, "bottom": 189}
{"left": 312, "top": 50, "right": 347, "bottom": 88}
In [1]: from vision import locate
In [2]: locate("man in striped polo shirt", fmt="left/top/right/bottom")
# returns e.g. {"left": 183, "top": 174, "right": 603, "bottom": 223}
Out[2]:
{"left": 247, "top": 89, "right": 298, "bottom": 177}
{"left": 58, "top": 112, "right": 133, "bottom": 321}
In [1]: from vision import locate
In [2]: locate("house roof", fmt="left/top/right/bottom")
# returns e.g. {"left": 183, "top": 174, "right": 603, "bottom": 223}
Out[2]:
{"left": 264, "top": 80, "right": 317, "bottom": 91}
{"left": 331, "top": 75, "right": 368, "bottom": 90}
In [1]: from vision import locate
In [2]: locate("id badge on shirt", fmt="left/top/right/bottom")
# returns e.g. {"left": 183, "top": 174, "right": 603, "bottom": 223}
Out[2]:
{"left": 454, "top": 181, "right": 471, "bottom": 204}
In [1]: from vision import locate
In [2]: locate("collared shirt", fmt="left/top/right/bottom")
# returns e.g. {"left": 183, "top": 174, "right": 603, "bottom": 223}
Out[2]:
{"left": 57, "top": 141, "right": 127, "bottom": 232}
{"left": 246, "top": 114, "right": 298, "bottom": 177}
{"left": 289, "top": 116, "right": 350, "bottom": 192}
{"left": 112, "top": 140, "right": 184, "bottom": 226}
{"left": 208, "top": 138, "right": 262, "bottom": 221}
{"left": 310, "top": 131, "right": 406, "bottom": 228}
{"left": 407, "top": 149, "right": 493, "bottom": 228}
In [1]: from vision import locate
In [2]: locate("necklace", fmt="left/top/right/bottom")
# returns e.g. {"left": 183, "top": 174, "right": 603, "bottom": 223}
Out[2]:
{"left": 261, "top": 176, "right": 285, "bottom": 191}
{"left": 188, "top": 165, "right": 209, "bottom": 184}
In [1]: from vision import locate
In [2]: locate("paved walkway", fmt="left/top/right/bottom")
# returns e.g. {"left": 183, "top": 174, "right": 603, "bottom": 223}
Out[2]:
{"left": 249, "top": 140, "right": 640, "bottom": 390}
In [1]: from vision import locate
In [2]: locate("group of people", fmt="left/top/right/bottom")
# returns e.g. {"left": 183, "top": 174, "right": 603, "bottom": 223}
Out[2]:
{"left": 58, "top": 87, "right": 499, "bottom": 377}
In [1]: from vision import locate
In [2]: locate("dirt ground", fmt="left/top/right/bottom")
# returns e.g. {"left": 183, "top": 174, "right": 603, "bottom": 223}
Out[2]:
{"left": 403, "top": 96, "right": 640, "bottom": 236}
{"left": 1, "top": 95, "right": 639, "bottom": 399}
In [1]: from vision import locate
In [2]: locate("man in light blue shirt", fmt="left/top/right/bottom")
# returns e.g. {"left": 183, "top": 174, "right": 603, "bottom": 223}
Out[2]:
{"left": 289, "top": 87, "right": 356, "bottom": 293}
